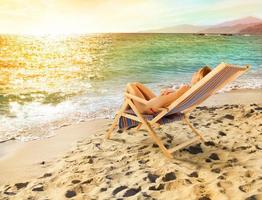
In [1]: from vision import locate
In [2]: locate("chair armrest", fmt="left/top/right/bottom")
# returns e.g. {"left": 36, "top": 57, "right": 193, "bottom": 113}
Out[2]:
{"left": 157, "top": 107, "right": 169, "bottom": 112}
{"left": 124, "top": 93, "right": 148, "bottom": 105}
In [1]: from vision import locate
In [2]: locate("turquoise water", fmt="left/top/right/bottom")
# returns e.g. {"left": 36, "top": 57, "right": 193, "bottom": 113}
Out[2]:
{"left": 0, "top": 34, "right": 261, "bottom": 141}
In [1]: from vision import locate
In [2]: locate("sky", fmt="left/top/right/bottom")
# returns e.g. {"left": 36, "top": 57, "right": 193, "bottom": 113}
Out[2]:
{"left": 0, "top": 0, "right": 261, "bottom": 35}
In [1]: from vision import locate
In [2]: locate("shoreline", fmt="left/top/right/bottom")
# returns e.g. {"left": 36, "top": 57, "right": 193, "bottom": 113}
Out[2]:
{"left": 0, "top": 88, "right": 261, "bottom": 144}
{"left": 0, "top": 88, "right": 261, "bottom": 189}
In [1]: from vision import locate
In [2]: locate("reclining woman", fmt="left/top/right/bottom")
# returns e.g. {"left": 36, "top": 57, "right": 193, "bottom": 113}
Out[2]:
{"left": 127, "top": 66, "right": 212, "bottom": 114}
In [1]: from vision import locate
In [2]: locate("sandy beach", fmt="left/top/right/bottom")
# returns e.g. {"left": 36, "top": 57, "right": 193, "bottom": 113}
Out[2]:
{"left": 0, "top": 89, "right": 262, "bottom": 200}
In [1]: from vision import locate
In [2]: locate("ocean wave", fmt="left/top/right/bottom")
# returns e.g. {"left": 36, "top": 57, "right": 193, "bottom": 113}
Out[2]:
{"left": 0, "top": 95, "right": 121, "bottom": 142}
{"left": 1, "top": 78, "right": 261, "bottom": 143}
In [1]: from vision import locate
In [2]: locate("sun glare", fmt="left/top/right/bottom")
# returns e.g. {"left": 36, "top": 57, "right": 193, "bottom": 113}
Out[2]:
{"left": 26, "top": 22, "right": 86, "bottom": 36}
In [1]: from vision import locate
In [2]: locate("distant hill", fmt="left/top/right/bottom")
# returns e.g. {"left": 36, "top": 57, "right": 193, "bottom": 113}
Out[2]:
{"left": 240, "top": 23, "right": 262, "bottom": 35}
{"left": 142, "top": 24, "right": 210, "bottom": 33}
{"left": 200, "top": 16, "right": 262, "bottom": 34}
{"left": 199, "top": 23, "right": 260, "bottom": 34}
{"left": 142, "top": 16, "right": 262, "bottom": 35}
{"left": 215, "top": 16, "right": 262, "bottom": 27}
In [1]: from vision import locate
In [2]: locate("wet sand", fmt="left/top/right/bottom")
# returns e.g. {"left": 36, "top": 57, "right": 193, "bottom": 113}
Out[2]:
{"left": 0, "top": 119, "right": 108, "bottom": 184}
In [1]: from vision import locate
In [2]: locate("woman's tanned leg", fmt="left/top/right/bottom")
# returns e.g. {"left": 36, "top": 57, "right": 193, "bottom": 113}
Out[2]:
{"left": 134, "top": 82, "right": 156, "bottom": 100}
{"left": 126, "top": 83, "right": 147, "bottom": 113}
{"left": 127, "top": 83, "right": 189, "bottom": 114}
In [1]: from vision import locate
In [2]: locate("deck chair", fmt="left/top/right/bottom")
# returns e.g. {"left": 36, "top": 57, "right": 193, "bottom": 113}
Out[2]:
{"left": 106, "top": 63, "right": 250, "bottom": 158}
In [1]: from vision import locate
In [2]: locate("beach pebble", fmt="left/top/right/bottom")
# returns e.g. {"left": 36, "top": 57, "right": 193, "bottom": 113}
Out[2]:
{"left": 105, "top": 175, "right": 113, "bottom": 180}
{"left": 254, "top": 107, "right": 262, "bottom": 110}
{"left": 142, "top": 192, "right": 151, "bottom": 197}
{"left": 165, "top": 133, "right": 174, "bottom": 140}
{"left": 40, "top": 173, "right": 52, "bottom": 178}
{"left": 209, "top": 153, "right": 220, "bottom": 160}
{"left": 218, "top": 131, "right": 227, "bottom": 136}
{"left": 197, "top": 106, "right": 208, "bottom": 110}
{"left": 193, "top": 123, "right": 199, "bottom": 127}
{"left": 188, "top": 171, "right": 198, "bottom": 178}
{"left": 147, "top": 173, "right": 159, "bottom": 183}
{"left": 88, "top": 158, "right": 94, "bottom": 164}
{"left": 198, "top": 196, "right": 211, "bottom": 200}
{"left": 117, "top": 129, "right": 123, "bottom": 133}
{"left": 227, "top": 158, "right": 238, "bottom": 163}
{"left": 125, "top": 171, "right": 133, "bottom": 176}
{"left": 239, "top": 184, "right": 250, "bottom": 193}
{"left": 217, "top": 175, "right": 225, "bottom": 180}
{"left": 32, "top": 186, "right": 44, "bottom": 192}
{"left": 166, "top": 139, "right": 172, "bottom": 144}
{"left": 224, "top": 114, "right": 234, "bottom": 120}
{"left": 189, "top": 115, "right": 195, "bottom": 119}
{"left": 138, "top": 159, "right": 149, "bottom": 164}
{"left": 211, "top": 168, "right": 221, "bottom": 173}
{"left": 162, "top": 172, "right": 176, "bottom": 182}
{"left": 152, "top": 144, "right": 158, "bottom": 148}
{"left": 14, "top": 182, "right": 29, "bottom": 190}
{"left": 65, "top": 190, "right": 77, "bottom": 198}
{"left": 149, "top": 184, "right": 165, "bottom": 191}
{"left": 112, "top": 186, "right": 128, "bottom": 195}
{"left": 100, "top": 187, "right": 107, "bottom": 192}
{"left": 138, "top": 145, "right": 148, "bottom": 150}
{"left": 4, "top": 191, "right": 16, "bottom": 196}
{"left": 123, "top": 187, "right": 141, "bottom": 197}
{"left": 185, "top": 179, "right": 192, "bottom": 184}
{"left": 245, "top": 112, "right": 253, "bottom": 118}
{"left": 245, "top": 195, "right": 257, "bottom": 200}
{"left": 71, "top": 180, "right": 81, "bottom": 184}
{"left": 216, "top": 119, "right": 223, "bottom": 123}
{"left": 205, "top": 123, "right": 211, "bottom": 126}
{"left": 204, "top": 141, "right": 215, "bottom": 146}
{"left": 81, "top": 178, "right": 93, "bottom": 184}
{"left": 186, "top": 144, "right": 203, "bottom": 154}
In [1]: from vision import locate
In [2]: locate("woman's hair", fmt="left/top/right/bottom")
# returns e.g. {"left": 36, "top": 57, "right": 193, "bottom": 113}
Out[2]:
{"left": 199, "top": 66, "right": 212, "bottom": 78}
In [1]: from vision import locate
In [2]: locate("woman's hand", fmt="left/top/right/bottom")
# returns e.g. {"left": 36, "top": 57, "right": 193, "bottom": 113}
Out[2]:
{"left": 160, "top": 88, "right": 175, "bottom": 96}
{"left": 179, "top": 84, "right": 190, "bottom": 92}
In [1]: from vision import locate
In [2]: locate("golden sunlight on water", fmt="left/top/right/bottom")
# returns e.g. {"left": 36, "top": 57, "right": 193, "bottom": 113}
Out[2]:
{"left": 0, "top": 35, "right": 111, "bottom": 110}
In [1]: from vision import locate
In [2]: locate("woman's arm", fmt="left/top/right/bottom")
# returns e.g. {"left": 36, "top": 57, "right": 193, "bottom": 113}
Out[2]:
{"left": 145, "top": 84, "right": 190, "bottom": 112}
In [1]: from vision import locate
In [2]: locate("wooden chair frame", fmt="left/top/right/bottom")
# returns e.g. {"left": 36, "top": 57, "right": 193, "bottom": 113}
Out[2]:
{"left": 105, "top": 63, "right": 250, "bottom": 158}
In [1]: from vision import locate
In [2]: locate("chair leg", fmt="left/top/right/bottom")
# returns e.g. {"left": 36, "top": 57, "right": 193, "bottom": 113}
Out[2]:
{"left": 183, "top": 114, "right": 205, "bottom": 142}
{"left": 126, "top": 99, "right": 173, "bottom": 159}
{"left": 143, "top": 121, "right": 173, "bottom": 159}
{"left": 136, "top": 123, "right": 142, "bottom": 130}
{"left": 106, "top": 100, "right": 128, "bottom": 139}
{"left": 136, "top": 123, "right": 159, "bottom": 131}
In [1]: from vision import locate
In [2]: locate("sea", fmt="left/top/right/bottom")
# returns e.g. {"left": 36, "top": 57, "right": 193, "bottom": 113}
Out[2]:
{"left": 0, "top": 33, "right": 261, "bottom": 142}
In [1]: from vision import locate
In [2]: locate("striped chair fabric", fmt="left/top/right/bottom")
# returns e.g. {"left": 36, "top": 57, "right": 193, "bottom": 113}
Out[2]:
{"left": 119, "top": 110, "right": 184, "bottom": 130}
{"left": 119, "top": 65, "right": 244, "bottom": 130}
